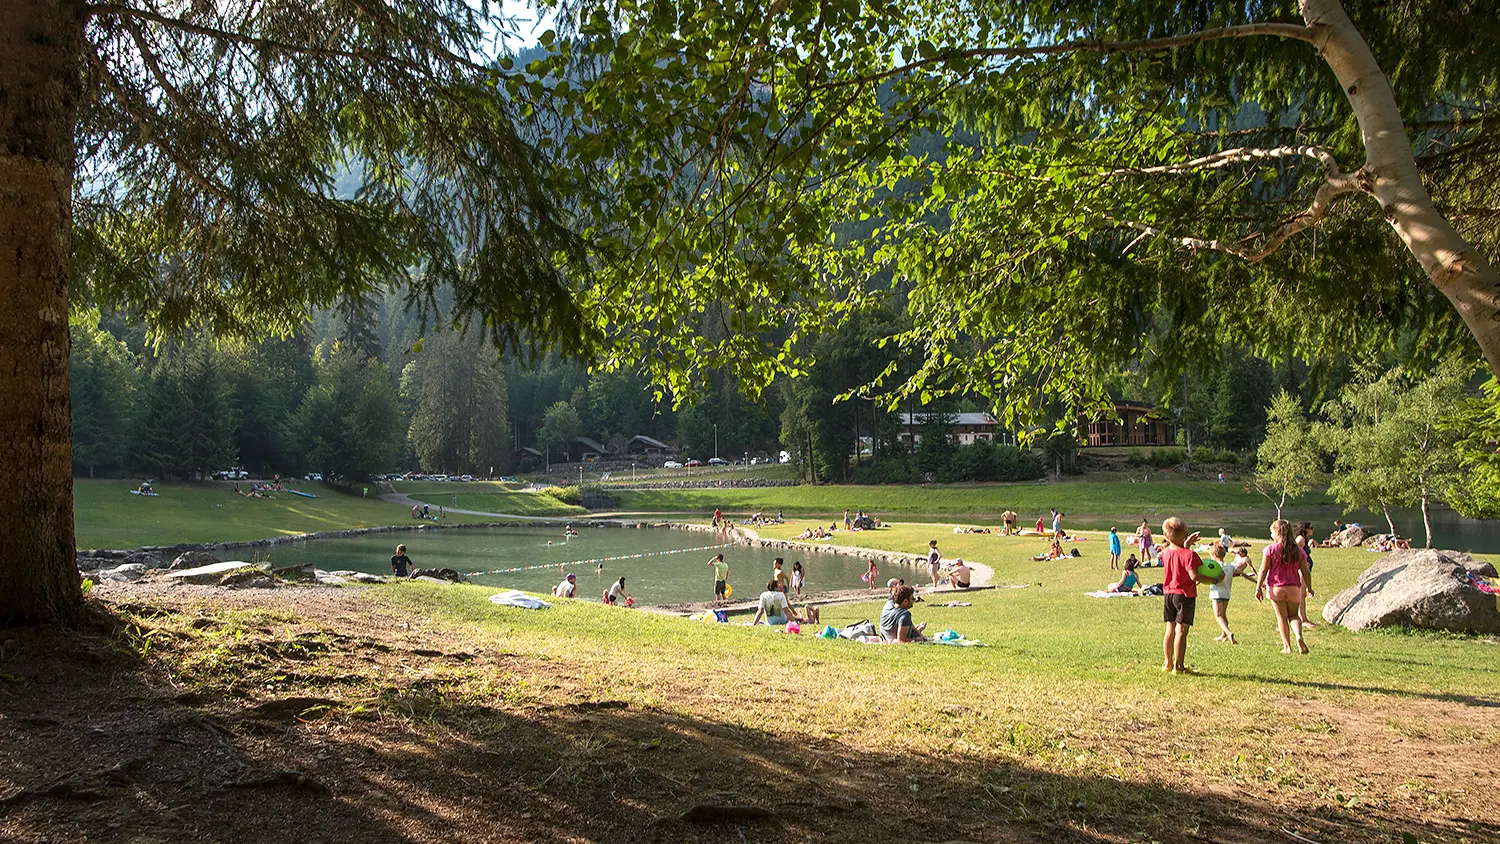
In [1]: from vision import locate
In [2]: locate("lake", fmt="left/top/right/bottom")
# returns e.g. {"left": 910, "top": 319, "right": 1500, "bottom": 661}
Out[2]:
{"left": 258, "top": 525, "right": 878, "bottom": 605}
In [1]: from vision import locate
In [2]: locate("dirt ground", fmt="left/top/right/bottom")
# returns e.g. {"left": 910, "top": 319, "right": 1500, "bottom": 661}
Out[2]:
{"left": 1, "top": 582, "right": 1496, "bottom": 843}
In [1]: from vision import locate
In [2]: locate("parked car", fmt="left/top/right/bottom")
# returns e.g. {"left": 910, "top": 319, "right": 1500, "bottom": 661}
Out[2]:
{"left": 458, "top": 474, "right": 474, "bottom": 482}
{"left": 685, "top": 459, "right": 703, "bottom": 467}
{"left": 708, "top": 457, "right": 729, "bottom": 465}
{"left": 212, "top": 468, "right": 249, "bottom": 480}
{"left": 663, "top": 460, "right": 683, "bottom": 469}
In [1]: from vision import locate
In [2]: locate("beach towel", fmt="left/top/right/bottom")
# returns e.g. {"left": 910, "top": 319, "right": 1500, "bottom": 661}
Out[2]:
{"left": 1086, "top": 590, "right": 1140, "bottom": 598}
{"left": 926, "top": 630, "right": 987, "bottom": 647}
{"left": 489, "top": 590, "right": 552, "bottom": 610}
{"left": 938, "top": 601, "right": 972, "bottom": 607}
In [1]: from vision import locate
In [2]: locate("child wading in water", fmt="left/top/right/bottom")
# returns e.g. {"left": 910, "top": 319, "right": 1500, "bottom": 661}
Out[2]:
{"left": 1256, "top": 519, "right": 1314, "bottom": 654}
{"left": 1158, "top": 517, "right": 1220, "bottom": 675}
{"left": 1208, "top": 544, "right": 1256, "bottom": 643}
{"left": 865, "top": 557, "right": 880, "bottom": 589}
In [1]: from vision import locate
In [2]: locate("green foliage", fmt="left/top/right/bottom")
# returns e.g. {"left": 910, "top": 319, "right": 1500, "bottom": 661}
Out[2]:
{"left": 296, "top": 343, "right": 404, "bottom": 483}
{"left": 1252, "top": 391, "right": 1322, "bottom": 517}
{"left": 537, "top": 401, "right": 582, "bottom": 461}
{"left": 76, "top": 1, "right": 588, "bottom": 358}
{"left": 1315, "top": 362, "right": 1469, "bottom": 546}
{"left": 849, "top": 441, "right": 1044, "bottom": 484}
{"left": 1452, "top": 376, "right": 1500, "bottom": 520}
{"left": 540, "top": 485, "right": 584, "bottom": 506}
{"left": 69, "top": 311, "right": 140, "bottom": 477}
{"left": 540, "top": 0, "right": 1495, "bottom": 428}
{"left": 402, "top": 331, "right": 511, "bottom": 475}
{"left": 132, "top": 341, "right": 236, "bottom": 478}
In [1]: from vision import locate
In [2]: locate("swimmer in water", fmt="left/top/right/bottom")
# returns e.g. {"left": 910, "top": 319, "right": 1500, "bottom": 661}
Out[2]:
{"left": 596, "top": 563, "right": 604, "bottom": 576}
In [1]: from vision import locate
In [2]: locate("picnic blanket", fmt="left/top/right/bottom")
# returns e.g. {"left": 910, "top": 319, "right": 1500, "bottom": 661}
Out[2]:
{"left": 489, "top": 590, "right": 551, "bottom": 610}
{"left": 1086, "top": 590, "right": 1140, "bottom": 598}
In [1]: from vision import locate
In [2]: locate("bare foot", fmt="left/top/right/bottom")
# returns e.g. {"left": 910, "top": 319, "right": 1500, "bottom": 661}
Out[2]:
{"left": 1172, "top": 666, "right": 1198, "bottom": 676}
{"left": 1214, "top": 634, "right": 1226, "bottom": 642}
{"left": 1298, "top": 640, "right": 1310, "bottom": 654}
{"left": 1281, "top": 647, "right": 1293, "bottom": 655}
{"left": 1229, "top": 633, "right": 1238, "bottom": 645}
{"left": 1161, "top": 662, "right": 1172, "bottom": 673}
{"left": 1302, "top": 620, "right": 1318, "bottom": 629}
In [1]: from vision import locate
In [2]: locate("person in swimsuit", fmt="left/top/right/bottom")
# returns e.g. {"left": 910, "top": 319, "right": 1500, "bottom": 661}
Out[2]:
{"left": 791, "top": 560, "right": 805, "bottom": 598}
{"left": 1256, "top": 519, "right": 1313, "bottom": 654}
{"left": 1107, "top": 558, "right": 1140, "bottom": 593}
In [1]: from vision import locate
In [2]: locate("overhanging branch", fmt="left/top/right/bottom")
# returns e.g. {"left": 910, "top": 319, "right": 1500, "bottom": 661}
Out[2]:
{"left": 1104, "top": 144, "right": 1341, "bottom": 178}
{"left": 815, "top": 22, "right": 1316, "bottom": 90}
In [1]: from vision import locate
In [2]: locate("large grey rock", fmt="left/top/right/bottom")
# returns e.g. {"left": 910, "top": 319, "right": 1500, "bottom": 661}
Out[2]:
{"left": 219, "top": 569, "right": 278, "bottom": 588}
{"left": 170, "top": 550, "right": 221, "bottom": 570}
{"left": 1334, "top": 526, "right": 1370, "bottom": 548}
{"left": 124, "top": 550, "right": 166, "bottom": 569}
{"left": 96, "top": 563, "right": 148, "bottom": 582}
{"left": 161, "top": 561, "right": 264, "bottom": 585}
{"left": 271, "top": 562, "right": 316, "bottom": 582}
{"left": 313, "top": 570, "right": 349, "bottom": 586}
{"left": 1323, "top": 549, "right": 1500, "bottom": 634}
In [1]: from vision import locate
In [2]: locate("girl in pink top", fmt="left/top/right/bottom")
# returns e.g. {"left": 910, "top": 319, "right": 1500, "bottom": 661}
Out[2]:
{"left": 1255, "top": 519, "right": 1313, "bottom": 654}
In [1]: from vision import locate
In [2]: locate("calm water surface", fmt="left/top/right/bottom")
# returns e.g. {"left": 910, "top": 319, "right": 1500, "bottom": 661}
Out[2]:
{"left": 261, "top": 526, "right": 883, "bottom": 605}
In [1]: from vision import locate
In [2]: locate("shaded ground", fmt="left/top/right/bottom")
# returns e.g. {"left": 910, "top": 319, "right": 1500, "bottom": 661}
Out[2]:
{"left": 3, "top": 581, "right": 1496, "bottom": 843}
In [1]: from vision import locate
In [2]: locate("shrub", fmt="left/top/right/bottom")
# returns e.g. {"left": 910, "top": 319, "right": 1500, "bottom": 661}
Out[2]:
{"left": 542, "top": 485, "right": 584, "bottom": 505}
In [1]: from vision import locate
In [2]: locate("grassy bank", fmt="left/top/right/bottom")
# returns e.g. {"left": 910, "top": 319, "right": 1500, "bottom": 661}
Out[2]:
{"left": 73, "top": 479, "right": 490, "bottom": 548}
{"left": 71, "top": 522, "right": 1500, "bottom": 843}
{"left": 612, "top": 479, "right": 1331, "bottom": 518}
{"left": 392, "top": 481, "right": 586, "bottom": 517}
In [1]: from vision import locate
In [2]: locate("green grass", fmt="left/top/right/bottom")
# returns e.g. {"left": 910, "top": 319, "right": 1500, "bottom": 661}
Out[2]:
{"left": 360, "top": 524, "right": 1500, "bottom": 837}
{"left": 73, "top": 479, "right": 490, "bottom": 548}
{"left": 613, "top": 479, "right": 1331, "bottom": 517}
{"left": 391, "top": 481, "right": 586, "bottom": 516}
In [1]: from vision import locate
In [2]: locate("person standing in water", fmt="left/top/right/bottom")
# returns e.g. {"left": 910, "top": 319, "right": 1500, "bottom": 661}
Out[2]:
{"left": 708, "top": 553, "right": 729, "bottom": 601}
{"left": 390, "top": 544, "right": 413, "bottom": 578}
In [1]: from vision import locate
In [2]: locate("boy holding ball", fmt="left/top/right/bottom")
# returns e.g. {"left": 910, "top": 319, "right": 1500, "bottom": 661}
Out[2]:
{"left": 1159, "top": 517, "right": 1222, "bottom": 675}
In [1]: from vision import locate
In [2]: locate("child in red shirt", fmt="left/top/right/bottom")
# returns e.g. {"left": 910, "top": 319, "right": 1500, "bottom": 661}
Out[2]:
{"left": 1159, "top": 517, "right": 1222, "bottom": 675}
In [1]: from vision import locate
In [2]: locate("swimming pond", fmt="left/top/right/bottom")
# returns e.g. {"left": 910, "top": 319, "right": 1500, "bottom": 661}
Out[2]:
{"left": 258, "top": 525, "right": 884, "bottom": 605}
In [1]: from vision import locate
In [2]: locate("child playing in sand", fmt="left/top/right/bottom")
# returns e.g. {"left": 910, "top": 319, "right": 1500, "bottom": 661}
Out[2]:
{"left": 1208, "top": 544, "right": 1256, "bottom": 643}
{"left": 1256, "top": 520, "right": 1313, "bottom": 655}
{"left": 1159, "top": 517, "right": 1221, "bottom": 674}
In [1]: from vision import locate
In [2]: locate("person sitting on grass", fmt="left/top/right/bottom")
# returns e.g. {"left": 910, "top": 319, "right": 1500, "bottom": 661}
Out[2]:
{"left": 948, "top": 559, "right": 972, "bottom": 589}
{"left": 553, "top": 573, "right": 577, "bottom": 598}
{"left": 1256, "top": 519, "right": 1314, "bottom": 655}
{"left": 1107, "top": 558, "right": 1140, "bottom": 593}
{"left": 880, "top": 585, "right": 927, "bottom": 643}
{"left": 1031, "top": 539, "right": 1065, "bottom": 562}
{"left": 1159, "top": 517, "right": 1220, "bottom": 675}
{"left": 752, "top": 580, "right": 801, "bottom": 626}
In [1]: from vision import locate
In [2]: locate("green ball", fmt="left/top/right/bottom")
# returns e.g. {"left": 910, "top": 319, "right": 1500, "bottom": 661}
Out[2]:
{"left": 1197, "top": 559, "right": 1224, "bottom": 580}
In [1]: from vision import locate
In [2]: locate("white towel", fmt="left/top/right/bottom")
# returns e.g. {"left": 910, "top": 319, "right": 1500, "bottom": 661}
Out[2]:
{"left": 489, "top": 590, "right": 552, "bottom": 610}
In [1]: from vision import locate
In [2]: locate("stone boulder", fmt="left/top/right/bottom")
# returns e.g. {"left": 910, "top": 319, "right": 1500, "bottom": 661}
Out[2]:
{"left": 219, "top": 569, "right": 278, "bottom": 588}
{"left": 1333, "top": 525, "right": 1370, "bottom": 548}
{"left": 95, "top": 563, "right": 149, "bottom": 583}
{"left": 123, "top": 550, "right": 166, "bottom": 569}
{"left": 271, "top": 563, "right": 316, "bottom": 582}
{"left": 1322, "top": 549, "right": 1500, "bottom": 635}
{"left": 170, "top": 550, "right": 221, "bottom": 570}
{"left": 313, "top": 571, "right": 349, "bottom": 586}
{"left": 161, "top": 561, "right": 264, "bottom": 585}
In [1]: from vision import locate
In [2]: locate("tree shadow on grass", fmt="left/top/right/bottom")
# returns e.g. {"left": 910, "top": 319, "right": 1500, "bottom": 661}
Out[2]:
{"left": 0, "top": 608, "right": 1494, "bottom": 844}
{"left": 1222, "top": 671, "right": 1500, "bottom": 709}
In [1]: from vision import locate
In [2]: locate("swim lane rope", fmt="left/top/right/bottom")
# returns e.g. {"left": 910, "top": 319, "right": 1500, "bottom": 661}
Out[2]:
{"left": 467, "top": 542, "right": 736, "bottom": 577}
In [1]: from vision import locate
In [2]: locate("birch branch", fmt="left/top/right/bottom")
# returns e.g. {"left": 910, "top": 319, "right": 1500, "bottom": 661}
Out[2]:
{"left": 1116, "top": 171, "right": 1363, "bottom": 262}
{"left": 1104, "top": 145, "right": 1340, "bottom": 178}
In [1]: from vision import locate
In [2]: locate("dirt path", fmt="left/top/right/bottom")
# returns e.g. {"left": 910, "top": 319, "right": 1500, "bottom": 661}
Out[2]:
{"left": 378, "top": 491, "right": 582, "bottom": 521}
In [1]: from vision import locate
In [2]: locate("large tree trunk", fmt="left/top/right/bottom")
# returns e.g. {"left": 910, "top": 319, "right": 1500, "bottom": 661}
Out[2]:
{"left": 0, "top": 0, "right": 85, "bottom": 625}
{"left": 1305, "top": 0, "right": 1500, "bottom": 377}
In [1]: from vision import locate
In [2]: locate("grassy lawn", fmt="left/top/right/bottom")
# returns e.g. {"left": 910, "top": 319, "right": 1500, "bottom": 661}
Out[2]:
{"left": 613, "top": 479, "right": 1332, "bottom": 517}
{"left": 73, "top": 479, "right": 490, "bottom": 548}
{"left": 392, "top": 480, "right": 586, "bottom": 516}
{"left": 61, "top": 512, "right": 1499, "bottom": 842}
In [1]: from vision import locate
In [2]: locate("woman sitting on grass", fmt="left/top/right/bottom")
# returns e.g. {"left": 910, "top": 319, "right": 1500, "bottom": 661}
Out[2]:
{"left": 1031, "top": 539, "right": 1064, "bottom": 562}
{"left": 1107, "top": 558, "right": 1141, "bottom": 593}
